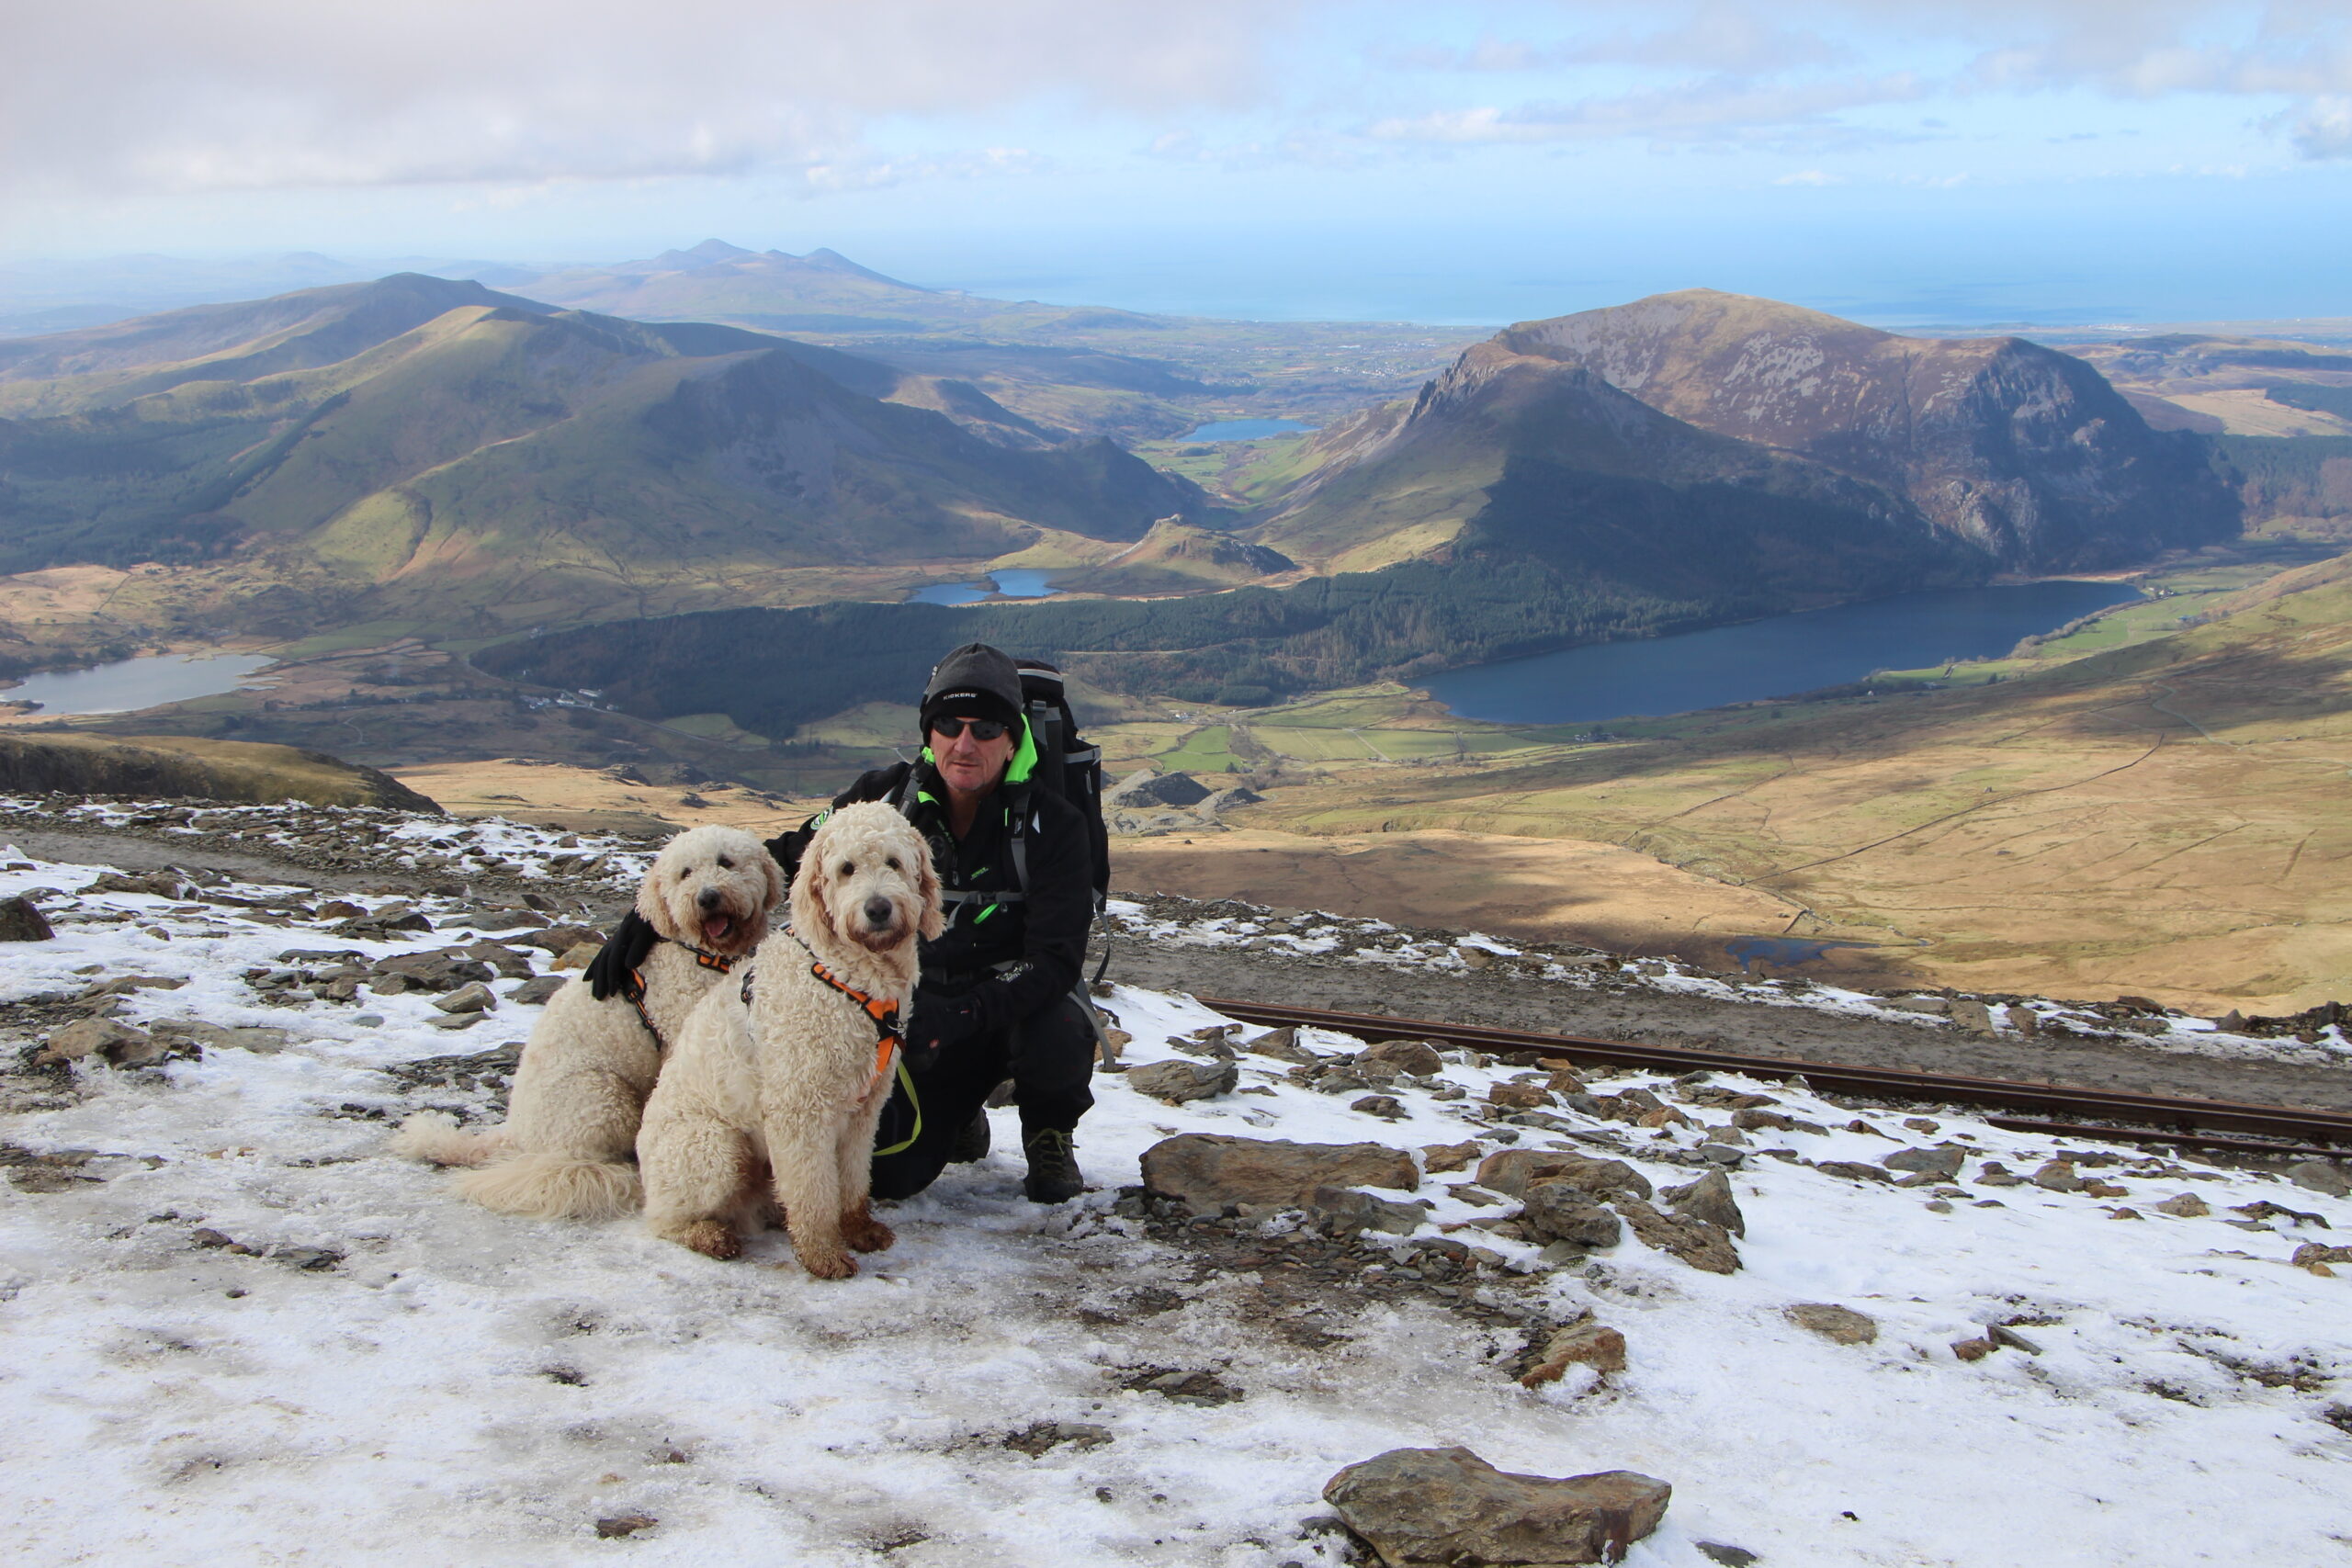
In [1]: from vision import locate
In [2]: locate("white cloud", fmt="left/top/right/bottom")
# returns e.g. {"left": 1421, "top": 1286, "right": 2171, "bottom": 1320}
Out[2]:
{"left": 0, "top": 0, "right": 1295, "bottom": 196}
{"left": 1367, "top": 73, "right": 1928, "bottom": 152}
{"left": 1773, "top": 167, "right": 1844, "bottom": 184}
{"left": 2285, "top": 94, "right": 2352, "bottom": 155}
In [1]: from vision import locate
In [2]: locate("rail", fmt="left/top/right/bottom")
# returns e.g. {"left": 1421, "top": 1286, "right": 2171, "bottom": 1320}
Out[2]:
{"left": 1197, "top": 996, "right": 2352, "bottom": 1160}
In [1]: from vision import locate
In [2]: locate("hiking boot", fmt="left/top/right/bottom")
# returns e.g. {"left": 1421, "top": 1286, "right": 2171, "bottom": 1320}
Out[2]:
{"left": 1022, "top": 1127, "right": 1083, "bottom": 1204}
{"left": 946, "top": 1111, "right": 991, "bottom": 1165}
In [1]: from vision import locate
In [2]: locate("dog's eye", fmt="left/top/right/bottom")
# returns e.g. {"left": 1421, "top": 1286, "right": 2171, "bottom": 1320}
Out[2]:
{"left": 885, "top": 855, "right": 901, "bottom": 872}
{"left": 837, "top": 861, "right": 855, "bottom": 877}
{"left": 718, "top": 854, "right": 734, "bottom": 869}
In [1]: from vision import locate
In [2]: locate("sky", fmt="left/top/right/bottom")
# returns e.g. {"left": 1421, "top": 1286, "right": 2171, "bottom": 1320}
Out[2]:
{"left": 5, "top": 0, "right": 2352, "bottom": 326}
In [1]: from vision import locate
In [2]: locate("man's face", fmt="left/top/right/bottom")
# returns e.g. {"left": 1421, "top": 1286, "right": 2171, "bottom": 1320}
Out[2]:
{"left": 930, "top": 714, "right": 1017, "bottom": 796}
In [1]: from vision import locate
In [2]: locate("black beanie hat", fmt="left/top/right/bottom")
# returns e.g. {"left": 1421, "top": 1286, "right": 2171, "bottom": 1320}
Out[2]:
{"left": 920, "top": 642, "right": 1024, "bottom": 733}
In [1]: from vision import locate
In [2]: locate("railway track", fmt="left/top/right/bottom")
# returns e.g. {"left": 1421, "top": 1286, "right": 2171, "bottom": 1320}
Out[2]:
{"left": 1198, "top": 996, "right": 2352, "bottom": 1161}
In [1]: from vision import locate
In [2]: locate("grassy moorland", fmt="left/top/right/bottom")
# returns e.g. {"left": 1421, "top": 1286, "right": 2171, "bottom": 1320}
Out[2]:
{"left": 1147, "top": 550, "right": 2352, "bottom": 1013}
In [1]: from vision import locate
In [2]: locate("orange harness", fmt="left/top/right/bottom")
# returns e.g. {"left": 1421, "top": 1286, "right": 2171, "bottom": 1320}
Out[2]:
{"left": 743, "top": 935, "right": 905, "bottom": 1102}
{"left": 617, "top": 939, "right": 741, "bottom": 1055}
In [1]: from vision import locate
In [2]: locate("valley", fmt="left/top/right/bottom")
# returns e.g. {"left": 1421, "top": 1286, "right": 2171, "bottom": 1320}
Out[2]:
{"left": 3, "top": 248, "right": 2348, "bottom": 1015}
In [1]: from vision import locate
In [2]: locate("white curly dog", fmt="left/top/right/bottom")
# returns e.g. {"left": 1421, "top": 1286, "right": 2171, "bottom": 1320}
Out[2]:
{"left": 639, "top": 801, "right": 942, "bottom": 1277}
{"left": 390, "top": 824, "right": 783, "bottom": 1220}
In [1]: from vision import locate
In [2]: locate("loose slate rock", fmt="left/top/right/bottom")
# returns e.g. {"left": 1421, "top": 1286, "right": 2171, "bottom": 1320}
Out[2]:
{"left": 38, "top": 1017, "right": 160, "bottom": 1066}
{"left": 1478, "top": 1150, "right": 1652, "bottom": 1203}
{"left": 1518, "top": 1183, "right": 1623, "bottom": 1248}
{"left": 1361, "top": 1038, "right": 1445, "bottom": 1077}
{"left": 595, "top": 1514, "right": 657, "bottom": 1539}
{"left": 1324, "top": 1447, "right": 1670, "bottom": 1566}
{"left": 1004, "top": 1421, "right": 1113, "bottom": 1457}
{"left": 1139, "top": 1134, "right": 1418, "bottom": 1209}
{"left": 2289, "top": 1159, "right": 2351, "bottom": 1199}
{"left": 1125, "top": 1058, "right": 1238, "bottom": 1104}
{"left": 1521, "top": 1320, "right": 1628, "bottom": 1385}
{"left": 0, "top": 896, "right": 53, "bottom": 942}
{"left": 1616, "top": 1197, "right": 1740, "bottom": 1274}
{"left": 1309, "top": 1185, "right": 1427, "bottom": 1236}
{"left": 1787, "top": 1303, "right": 1878, "bottom": 1345}
{"left": 1882, "top": 1145, "right": 1966, "bottom": 1182}
{"left": 1665, "top": 1169, "right": 1747, "bottom": 1237}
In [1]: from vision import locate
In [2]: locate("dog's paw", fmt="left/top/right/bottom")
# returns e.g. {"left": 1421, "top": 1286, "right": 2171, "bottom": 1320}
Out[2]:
{"left": 797, "top": 1246, "right": 857, "bottom": 1280}
{"left": 842, "top": 1214, "right": 896, "bottom": 1254}
{"left": 678, "top": 1220, "right": 741, "bottom": 1260}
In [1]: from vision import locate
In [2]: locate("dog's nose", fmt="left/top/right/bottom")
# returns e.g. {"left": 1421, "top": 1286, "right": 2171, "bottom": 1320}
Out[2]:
{"left": 697, "top": 887, "right": 723, "bottom": 912}
{"left": 863, "top": 896, "right": 895, "bottom": 929}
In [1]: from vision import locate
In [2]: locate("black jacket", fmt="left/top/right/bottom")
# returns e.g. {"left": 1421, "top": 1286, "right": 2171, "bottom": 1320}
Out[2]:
{"left": 766, "top": 760, "right": 1091, "bottom": 1034}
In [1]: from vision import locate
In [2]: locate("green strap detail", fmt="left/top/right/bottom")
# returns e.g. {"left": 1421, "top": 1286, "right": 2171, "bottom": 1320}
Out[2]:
{"left": 873, "top": 1055, "right": 922, "bottom": 1157}
{"left": 974, "top": 903, "right": 1000, "bottom": 924}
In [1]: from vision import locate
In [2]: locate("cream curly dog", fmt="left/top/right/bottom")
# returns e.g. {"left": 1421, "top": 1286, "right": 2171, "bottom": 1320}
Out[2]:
{"left": 639, "top": 802, "right": 942, "bottom": 1277}
{"left": 390, "top": 824, "right": 783, "bottom": 1220}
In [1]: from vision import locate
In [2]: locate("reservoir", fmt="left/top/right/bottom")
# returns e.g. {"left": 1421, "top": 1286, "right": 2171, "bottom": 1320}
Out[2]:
{"left": 1422, "top": 581, "right": 2143, "bottom": 725}
{"left": 1183, "top": 418, "right": 1316, "bottom": 442}
{"left": 906, "top": 569, "right": 1062, "bottom": 606}
{"left": 4, "top": 651, "right": 277, "bottom": 716}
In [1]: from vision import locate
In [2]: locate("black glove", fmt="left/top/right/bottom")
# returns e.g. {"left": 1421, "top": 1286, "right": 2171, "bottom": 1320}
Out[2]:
{"left": 584, "top": 909, "right": 660, "bottom": 1001}
{"left": 905, "top": 994, "right": 987, "bottom": 1055}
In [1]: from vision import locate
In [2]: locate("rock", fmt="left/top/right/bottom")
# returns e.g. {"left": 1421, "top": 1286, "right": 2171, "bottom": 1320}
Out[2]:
{"left": 1487, "top": 1082, "right": 1552, "bottom": 1111}
{"left": 1362, "top": 1038, "right": 1446, "bottom": 1077}
{"left": 1422, "top": 1141, "right": 1483, "bottom": 1174}
{"left": 315, "top": 899, "right": 367, "bottom": 920}
{"left": 1951, "top": 1337, "right": 1995, "bottom": 1362}
{"left": 153, "top": 1021, "right": 289, "bottom": 1055}
{"left": 1139, "top": 1134, "right": 1418, "bottom": 1209}
{"left": 1477, "top": 1150, "right": 1652, "bottom": 1203}
{"left": 1309, "top": 1186, "right": 1428, "bottom": 1235}
{"left": 1987, "top": 1325, "right": 2043, "bottom": 1355}
{"left": 1614, "top": 1197, "right": 1740, "bottom": 1274}
{"left": 1664, "top": 1170, "right": 1747, "bottom": 1237}
{"left": 1545, "top": 1067, "right": 1589, "bottom": 1095}
{"left": 1242, "top": 1026, "right": 1310, "bottom": 1061}
{"left": 1457, "top": 947, "right": 1494, "bottom": 970}
{"left": 522, "top": 924, "right": 605, "bottom": 955}
{"left": 85, "top": 973, "right": 188, "bottom": 998}
{"left": 1814, "top": 1161, "right": 1895, "bottom": 1185}
{"left": 2152, "top": 1193, "right": 2210, "bottom": 1218}
{"left": 1888, "top": 995, "right": 1950, "bottom": 1015}
{"left": 595, "top": 1514, "right": 657, "bottom": 1540}
{"left": 85, "top": 870, "right": 184, "bottom": 897}
{"left": 1003, "top": 1420, "right": 1113, "bottom": 1458}
{"left": 2292, "top": 1243, "right": 2352, "bottom": 1266}
{"left": 37, "top": 1017, "right": 159, "bottom": 1066}
{"left": 1125, "top": 1058, "right": 1238, "bottom": 1104}
{"left": 1517, "top": 1183, "right": 1623, "bottom": 1248}
{"left": 508, "top": 975, "right": 568, "bottom": 1006}
{"left": 1520, "top": 1320, "right": 1628, "bottom": 1385}
{"left": 1730, "top": 1108, "right": 1794, "bottom": 1133}
{"left": 1197, "top": 784, "right": 1263, "bottom": 816}
{"left": 1696, "top": 1545, "right": 1759, "bottom": 1568}
{"left": 552, "top": 942, "right": 602, "bottom": 971}
{"left": 1946, "top": 998, "right": 1996, "bottom": 1033}
{"left": 1107, "top": 769, "right": 1211, "bottom": 808}
{"left": 1883, "top": 1145, "right": 1966, "bottom": 1181}
{"left": 1787, "top": 1303, "right": 1877, "bottom": 1345}
{"left": 0, "top": 896, "right": 53, "bottom": 942}
{"left": 434, "top": 982, "right": 498, "bottom": 1015}
{"left": 2003, "top": 1004, "right": 2041, "bottom": 1037}
{"left": 1323, "top": 1447, "right": 1670, "bottom": 1567}
{"left": 2289, "top": 1160, "right": 2351, "bottom": 1199}
{"left": 1351, "top": 1095, "right": 1408, "bottom": 1121}
{"left": 2031, "top": 1160, "right": 2083, "bottom": 1192}
{"left": 1136, "top": 1369, "right": 1241, "bottom": 1405}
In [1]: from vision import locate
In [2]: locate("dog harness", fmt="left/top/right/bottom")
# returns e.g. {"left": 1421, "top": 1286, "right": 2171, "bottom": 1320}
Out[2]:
{"left": 616, "top": 937, "right": 742, "bottom": 1056}
{"left": 741, "top": 932, "right": 922, "bottom": 1156}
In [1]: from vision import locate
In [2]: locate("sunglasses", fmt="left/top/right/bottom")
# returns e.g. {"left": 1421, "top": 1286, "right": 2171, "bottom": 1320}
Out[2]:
{"left": 928, "top": 716, "right": 1009, "bottom": 741}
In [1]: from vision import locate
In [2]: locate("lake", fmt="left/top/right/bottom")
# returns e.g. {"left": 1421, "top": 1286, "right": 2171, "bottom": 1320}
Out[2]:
{"left": 1421, "top": 581, "right": 2143, "bottom": 725}
{"left": 5, "top": 651, "right": 277, "bottom": 716}
{"left": 1183, "top": 418, "right": 1316, "bottom": 442}
{"left": 906, "top": 569, "right": 1062, "bottom": 606}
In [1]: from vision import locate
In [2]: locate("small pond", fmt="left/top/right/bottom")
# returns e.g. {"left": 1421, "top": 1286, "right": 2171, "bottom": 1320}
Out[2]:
{"left": 4, "top": 651, "right": 277, "bottom": 716}
{"left": 905, "top": 569, "right": 1063, "bottom": 606}
{"left": 1182, "top": 418, "right": 1317, "bottom": 442}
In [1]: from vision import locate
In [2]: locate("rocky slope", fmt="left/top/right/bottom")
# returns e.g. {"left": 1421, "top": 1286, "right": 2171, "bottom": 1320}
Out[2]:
{"left": 1493, "top": 289, "right": 2237, "bottom": 568}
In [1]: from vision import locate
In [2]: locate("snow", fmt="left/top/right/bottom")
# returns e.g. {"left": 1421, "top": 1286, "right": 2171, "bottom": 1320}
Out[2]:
{"left": 1, "top": 825, "right": 2348, "bottom": 1564}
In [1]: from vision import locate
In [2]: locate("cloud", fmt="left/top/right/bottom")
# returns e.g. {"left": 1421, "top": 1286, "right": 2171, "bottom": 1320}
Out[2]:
{"left": 0, "top": 0, "right": 1295, "bottom": 195}
{"left": 1367, "top": 73, "right": 1928, "bottom": 152}
{"left": 2287, "top": 94, "right": 2352, "bottom": 156}
{"left": 1387, "top": 7, "right": 1849, "bottom": 76}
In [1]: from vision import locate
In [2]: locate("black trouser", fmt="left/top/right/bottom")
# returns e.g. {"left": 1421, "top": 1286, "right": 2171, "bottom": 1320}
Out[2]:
{"left": 869, "top": 988, "right": 1096, "bottom": 1201}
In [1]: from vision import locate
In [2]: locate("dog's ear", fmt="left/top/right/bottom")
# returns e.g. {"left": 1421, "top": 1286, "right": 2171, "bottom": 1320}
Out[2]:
{"left": 788, "top": 829, "right": 831, "bottom": 942}
{"left": 757, "top": 840, "right": 787, "bottom": 911}
{"left": 637, "top": 852, "right": 681, "bottom": 941}
{"left": 914, "top": 837, "right": 945, "bottom": 942}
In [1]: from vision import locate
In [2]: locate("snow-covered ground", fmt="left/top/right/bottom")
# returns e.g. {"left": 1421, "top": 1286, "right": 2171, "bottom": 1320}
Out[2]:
{"left": 1, "top": 826, "right": 2348, "bottom": 1565}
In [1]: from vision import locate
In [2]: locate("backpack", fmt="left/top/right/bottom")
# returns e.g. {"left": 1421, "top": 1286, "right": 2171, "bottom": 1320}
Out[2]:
{"left": 1013, "top": 659, "right": 1109, "bottom": 914}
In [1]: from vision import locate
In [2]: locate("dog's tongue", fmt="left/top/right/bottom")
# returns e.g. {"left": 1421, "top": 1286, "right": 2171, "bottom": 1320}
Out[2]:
{"left": 703, "top": 913, "right": 735, "bottom": 945}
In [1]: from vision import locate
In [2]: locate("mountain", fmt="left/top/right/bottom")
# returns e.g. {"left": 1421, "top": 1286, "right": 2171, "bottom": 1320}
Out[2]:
{"left": 1487, "top": 290, "right": 2235, "bottom": 568}
{"left": 0, "top": 277, "right": 1205, "bottom": 641}
{"left": 1251, "top": 333, "right": 1981, "bottom": 619}
{"left": 1051, "top": 516, "right": 1297, "bottom": 596}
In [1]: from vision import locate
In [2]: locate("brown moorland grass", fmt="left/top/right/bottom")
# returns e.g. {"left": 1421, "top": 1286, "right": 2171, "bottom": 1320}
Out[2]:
{"left": 1209, "top": 553, "right": 2352, "bottom": 1013}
